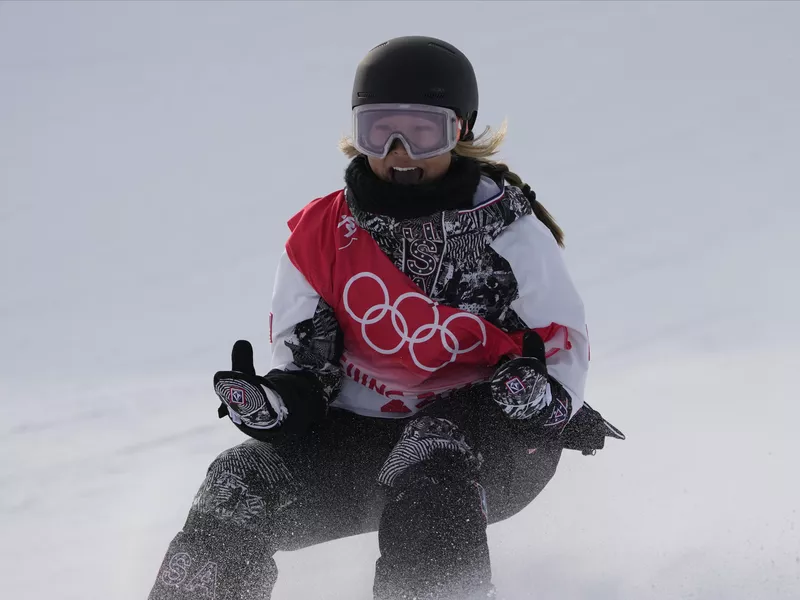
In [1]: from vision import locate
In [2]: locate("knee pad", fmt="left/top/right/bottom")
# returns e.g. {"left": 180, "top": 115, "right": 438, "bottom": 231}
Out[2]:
{"left": 190, "top": 440, "right": 298, "bottom": 530}
{"left": 378, "top": 416, "right": 482, "bottom": 489}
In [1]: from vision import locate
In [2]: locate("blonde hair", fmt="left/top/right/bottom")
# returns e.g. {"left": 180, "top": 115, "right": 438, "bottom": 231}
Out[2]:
{"left": 339, "top": 121, "right": 565, "bottom": 247}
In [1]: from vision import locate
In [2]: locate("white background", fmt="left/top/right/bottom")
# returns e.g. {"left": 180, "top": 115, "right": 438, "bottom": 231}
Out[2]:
{"left": 1, "top": 1, "right": 798, "bottom": 598}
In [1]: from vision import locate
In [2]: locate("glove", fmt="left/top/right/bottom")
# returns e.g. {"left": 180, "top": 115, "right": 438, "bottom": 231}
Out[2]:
{"left": 489, "top": 331, "right": 572, "bottom": 433}
{"left": 214, "top": 340, "right": 288, "bottom": 431}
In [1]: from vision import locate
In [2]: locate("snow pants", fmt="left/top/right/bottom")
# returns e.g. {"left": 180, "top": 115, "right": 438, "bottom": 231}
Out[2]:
{"left": 147, "top": 393, "right": 562, "bottom": 600}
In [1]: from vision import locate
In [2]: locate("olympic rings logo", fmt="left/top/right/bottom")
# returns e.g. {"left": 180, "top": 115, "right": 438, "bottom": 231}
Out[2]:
{"left": 342, "top": 272, "right": 487, "bottom": 373}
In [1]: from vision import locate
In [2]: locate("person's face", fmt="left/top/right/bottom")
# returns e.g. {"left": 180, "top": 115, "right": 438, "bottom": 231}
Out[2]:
{"left": 365, "top": 113, "right": 453, "bottom": 184}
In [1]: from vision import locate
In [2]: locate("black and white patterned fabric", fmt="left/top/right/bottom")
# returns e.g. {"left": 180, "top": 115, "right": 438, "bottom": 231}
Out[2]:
{"left": 214, "top": 373, "right": 287, "bottom": 430}
{"left": 490, "top": 357, "right": 551, "bottom": 420}
{"left": 282, "top": 297, "right": 343, "bottom": 405}
{"left": 377, "top": 416, "right": 481, "bottom": 488}
{"left": 490, "top": 357, "right": 572, "bottom": 432}
{"left": 190, "top": 441, "right": 298, "bottom": 530}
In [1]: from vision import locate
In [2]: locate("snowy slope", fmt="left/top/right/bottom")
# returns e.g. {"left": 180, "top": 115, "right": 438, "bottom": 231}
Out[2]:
{"left": 1, "top": 2, "right": 799, "bottom": 599}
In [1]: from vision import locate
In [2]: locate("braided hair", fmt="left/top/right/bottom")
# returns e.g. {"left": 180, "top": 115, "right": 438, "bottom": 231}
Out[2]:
{"left": 477, "top": 160, "right": 565, "bottom": 248}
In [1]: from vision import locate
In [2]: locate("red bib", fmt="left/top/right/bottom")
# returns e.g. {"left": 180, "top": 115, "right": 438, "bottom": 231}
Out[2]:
{"left": 285, "top": 191, "right": 524, "bottom": 389}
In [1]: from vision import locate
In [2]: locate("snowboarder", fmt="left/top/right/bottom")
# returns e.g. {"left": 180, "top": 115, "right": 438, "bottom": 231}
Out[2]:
{"left": 147, "top": 35, "right": 624, "bottom": 600}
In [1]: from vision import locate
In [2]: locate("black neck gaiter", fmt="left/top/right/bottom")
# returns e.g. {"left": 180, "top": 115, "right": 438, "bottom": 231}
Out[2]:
{"left": 344, "top": 155, "right": 483, "bottom": 220}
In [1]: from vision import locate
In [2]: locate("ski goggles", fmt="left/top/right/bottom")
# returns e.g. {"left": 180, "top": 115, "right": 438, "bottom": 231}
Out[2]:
{"left": 352, "top": 103, "right": 462, "bottom": 160}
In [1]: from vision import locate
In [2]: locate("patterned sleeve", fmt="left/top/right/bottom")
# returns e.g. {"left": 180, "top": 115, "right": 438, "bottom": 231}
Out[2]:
{"left": 268, "top": 250, "right": 344, "bottom": 406}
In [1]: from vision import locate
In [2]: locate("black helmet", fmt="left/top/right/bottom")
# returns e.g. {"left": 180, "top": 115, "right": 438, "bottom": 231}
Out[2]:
{"left": 351, "top": 36, "right": 479, "bottom": 140}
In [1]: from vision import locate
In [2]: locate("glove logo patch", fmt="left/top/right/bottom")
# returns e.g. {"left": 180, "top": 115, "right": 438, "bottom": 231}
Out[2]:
{"left": 545, "top": 395, "right": 569, "bottom": 428}
{"left": 229, "top": 387, "right": 245, "bottom": 406}
{"left": 505, "top": 376, "right": 525, "bottom": 395}
{"left": 215, "top": 379, "right": 280, "bottom": 429}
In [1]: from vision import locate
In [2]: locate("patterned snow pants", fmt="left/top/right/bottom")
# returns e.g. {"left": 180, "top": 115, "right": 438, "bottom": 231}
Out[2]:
{"left": 147, "top": 393, "right": 562, "bottom": 600}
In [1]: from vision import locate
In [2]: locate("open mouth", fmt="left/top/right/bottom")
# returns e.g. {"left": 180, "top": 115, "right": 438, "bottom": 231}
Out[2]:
{"left": 390, "top": 166, "right": 423, "bottom": 184}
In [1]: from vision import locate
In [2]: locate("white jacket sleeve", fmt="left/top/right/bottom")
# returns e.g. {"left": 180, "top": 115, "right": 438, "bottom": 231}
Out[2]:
{"left": 268, "top": 250, "right": 344, "bottom": 403}
{"left": 490, "top": 214, "right": 589, "bottom": 418}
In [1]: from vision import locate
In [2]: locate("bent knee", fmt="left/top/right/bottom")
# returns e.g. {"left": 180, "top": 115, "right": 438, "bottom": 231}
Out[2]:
{"left": 208, "top": 440, "right": 294, "bottom": 487}
{"left": 190, "top": 440, "right": 297, "bottom": 527}
{"left": 378, "top": 417, "right": 480, "bottom": 489}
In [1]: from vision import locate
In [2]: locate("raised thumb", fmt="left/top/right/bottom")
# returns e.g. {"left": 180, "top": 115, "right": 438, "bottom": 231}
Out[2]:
{"left": 231, "top": 339, "right": 256, "bottom": 375}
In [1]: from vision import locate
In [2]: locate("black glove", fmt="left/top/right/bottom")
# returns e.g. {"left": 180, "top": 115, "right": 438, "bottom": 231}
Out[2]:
{"left": 214, "top": 340, "right": 288, "bottom": 431}
{"left": 489, "top": 331, "right": 572, "bottom": 434}
{"left": 213, "top": 340, "right": 327, "bottom": 441}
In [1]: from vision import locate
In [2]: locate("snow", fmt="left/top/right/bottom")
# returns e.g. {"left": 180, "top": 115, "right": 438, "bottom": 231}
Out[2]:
{"left": 1, "top": 1, "right": 799, "bottom": 599}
